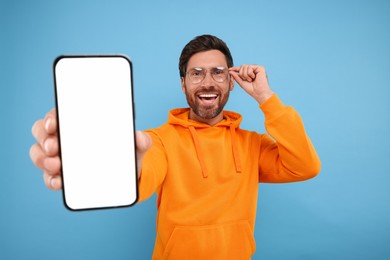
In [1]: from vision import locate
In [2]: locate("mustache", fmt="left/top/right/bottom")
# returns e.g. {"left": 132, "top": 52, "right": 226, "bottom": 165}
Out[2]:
{"left": 195, "top": 86, "right": 220, "bottom": 94}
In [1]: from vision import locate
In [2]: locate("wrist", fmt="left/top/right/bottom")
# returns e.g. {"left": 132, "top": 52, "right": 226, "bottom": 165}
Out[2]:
{"left": 256, "top": 90, "right": 274, "bottom": 105}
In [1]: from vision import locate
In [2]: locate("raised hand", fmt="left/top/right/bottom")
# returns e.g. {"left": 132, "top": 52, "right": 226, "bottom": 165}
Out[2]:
{"left": 229, "top": 65, "right": 274, "bottom": 104}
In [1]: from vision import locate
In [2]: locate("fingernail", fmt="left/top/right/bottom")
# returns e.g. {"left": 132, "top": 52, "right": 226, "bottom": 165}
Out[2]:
{"left": 45, "top": 118, "right": 51, "bottom": 131}
{"left": 50, "top": 177, "right": 56, "bottom": 188}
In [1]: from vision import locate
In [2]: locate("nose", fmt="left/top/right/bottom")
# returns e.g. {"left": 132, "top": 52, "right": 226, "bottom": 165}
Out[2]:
{"left": 201, "top": 71, "right": 214, "bottom": 86}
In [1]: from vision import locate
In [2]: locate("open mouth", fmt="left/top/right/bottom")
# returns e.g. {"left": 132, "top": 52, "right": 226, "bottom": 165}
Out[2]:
{"left": 197, "top": 94, "right": 219, "bottom": 105}
{"left": 198, "top": 93, "right": 218, "bottom": 100}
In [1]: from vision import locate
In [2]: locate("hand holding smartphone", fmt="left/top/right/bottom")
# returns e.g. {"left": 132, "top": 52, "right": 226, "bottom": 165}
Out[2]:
{"left": 53, "top": 55, "right": 138, "bottom": 211}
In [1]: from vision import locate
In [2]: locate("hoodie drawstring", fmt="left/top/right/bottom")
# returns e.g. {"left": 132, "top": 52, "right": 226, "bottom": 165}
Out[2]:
{"left": 189, "top": 126, "right": 209, "bottom": 178}
{"left": 230, "top": 125, "right": 242, "bottom": 173}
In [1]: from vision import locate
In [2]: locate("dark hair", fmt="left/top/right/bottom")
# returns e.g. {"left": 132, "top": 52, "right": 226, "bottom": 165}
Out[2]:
{"left": 179, "top": 34, "right": 233, "bottom": 77}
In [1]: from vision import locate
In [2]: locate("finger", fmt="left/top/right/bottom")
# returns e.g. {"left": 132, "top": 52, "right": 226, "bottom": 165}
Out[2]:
{"left": 44, "top": 108, "right": 58, "bottom": 135}
{"left": 240, "top": 65, "right": 252, "bottom": 82}
{"left": 51, "top": 175, "right": 63, "bottom": 190}
{"left": 239, "top": 65, "right": 245, "bottom": 79}
{"left": 32, "top": 119, "right": 47, "bottom": 147}
{"left": 246, "top": 65, "right": 258, "bottom": 82}
{"left": 254, "top": 66, "right": 269, "bottom": 84}
{"left": 248, "top": 65, "right": 256, "bottom": 80}
{"left": 43, "top": 156, "right": 62, "bottom": 175}
{"left": 228, "top": 66, "right": 240, "bottom": 72}
{"left": 229, "top": 70, "right": 245, "bottom": 87}
{"left": 43, "top": 136, "right": 59, "bottom": 157}
{"left": 254, "top": 65, "right": 265, "bottom": 75}
{"left": 244, "top": 65, "right": 253, "bottom": 82}
{"left": 43, "top": 172, "right": 62, "bottom": 191}
{"left": 30, "top": 143, "right": 46, "bottom": 169}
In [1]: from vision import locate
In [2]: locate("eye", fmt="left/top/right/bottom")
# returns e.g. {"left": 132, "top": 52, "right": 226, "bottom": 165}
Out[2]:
{"left": 212, "top": 67, "right": 226, "bottom": 76}
{"left": 214, "top": 69, "right": 224, "bottom": 75}
{"left": 189, "top": 68, "right": 204, "bottom": 77}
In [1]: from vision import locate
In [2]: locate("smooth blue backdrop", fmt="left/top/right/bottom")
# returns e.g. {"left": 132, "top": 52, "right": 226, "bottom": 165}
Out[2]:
{"left": 1, "top": 0, "right": 389, "bottom": 259}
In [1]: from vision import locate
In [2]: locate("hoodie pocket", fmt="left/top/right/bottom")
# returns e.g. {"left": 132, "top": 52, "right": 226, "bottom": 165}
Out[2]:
{"left": 163, "top": 220, "right": 256, "bottom": 260}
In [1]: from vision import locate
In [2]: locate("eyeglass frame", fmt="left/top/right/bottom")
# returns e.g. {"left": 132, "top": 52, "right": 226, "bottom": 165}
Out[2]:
{"left": 185, "top": 66, "right": 230, "bottom": 84}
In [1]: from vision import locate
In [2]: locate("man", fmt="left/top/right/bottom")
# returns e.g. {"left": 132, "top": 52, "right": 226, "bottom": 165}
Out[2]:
{"left": 30, "top": 35, "right": 321, "bottom": 259}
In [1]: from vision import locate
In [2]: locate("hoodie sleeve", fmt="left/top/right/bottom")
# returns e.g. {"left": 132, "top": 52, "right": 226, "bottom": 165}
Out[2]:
{"left": 137, "top": 129, "right": 168, "bottom": 202}
{"left": 258, "top": 94, "right": 321, "bottom": 183}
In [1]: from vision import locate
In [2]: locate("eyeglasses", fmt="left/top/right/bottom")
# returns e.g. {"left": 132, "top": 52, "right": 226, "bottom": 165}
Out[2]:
{"left": 185, "top": 67, "right": 229, "bottom": 84}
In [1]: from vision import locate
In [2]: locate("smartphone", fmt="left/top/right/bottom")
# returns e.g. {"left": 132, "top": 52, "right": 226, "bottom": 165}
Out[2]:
{"left": 53, "top": 55, "right": 138, "bottom": 211}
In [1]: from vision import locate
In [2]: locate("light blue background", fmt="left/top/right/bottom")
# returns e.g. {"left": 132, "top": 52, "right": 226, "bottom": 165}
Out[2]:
{"left": 1, "top": 0, "right": 389, "bottom": 259}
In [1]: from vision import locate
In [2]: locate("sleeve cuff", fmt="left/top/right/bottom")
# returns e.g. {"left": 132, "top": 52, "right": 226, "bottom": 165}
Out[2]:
{"left": 259, "top": 94, "right": 286, "bottom": 118}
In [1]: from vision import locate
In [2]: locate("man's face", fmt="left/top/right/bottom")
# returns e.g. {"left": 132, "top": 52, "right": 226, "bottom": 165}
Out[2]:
{"left": 181, "top": 50, "right": 234, "bottom": 122}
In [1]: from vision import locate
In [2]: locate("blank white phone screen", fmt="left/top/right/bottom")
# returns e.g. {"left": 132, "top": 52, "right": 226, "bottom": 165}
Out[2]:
{"left": 54, "top": 55, "right": 137, "bottom": 210}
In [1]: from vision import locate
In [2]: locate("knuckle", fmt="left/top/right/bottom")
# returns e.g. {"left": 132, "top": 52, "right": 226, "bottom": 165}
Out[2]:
{"left": 43, "top": 172, "right": 56, "bottom": 190}
{"left": 44, "top": 157, "right": 60, "bottom": 174}
{"left": 45, "top": 137, "right": 59, "bottom": 156}
{"left": 30, "top": 144, "right": 44, "bottom": 166}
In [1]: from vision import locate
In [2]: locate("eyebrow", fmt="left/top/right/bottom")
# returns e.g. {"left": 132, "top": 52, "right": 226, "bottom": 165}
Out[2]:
{"left": 189, "top": 66, "right": 227, "bottom": 71}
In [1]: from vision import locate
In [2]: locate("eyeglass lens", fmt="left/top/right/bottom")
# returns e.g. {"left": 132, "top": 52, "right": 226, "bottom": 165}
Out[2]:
{"left": 187, "top": 67, "right": 228, "bottom": 83}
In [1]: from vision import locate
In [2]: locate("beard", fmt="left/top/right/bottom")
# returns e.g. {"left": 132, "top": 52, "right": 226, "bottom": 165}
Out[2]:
{"left": 184, "top": 85, "right": 230, "bottom": 119}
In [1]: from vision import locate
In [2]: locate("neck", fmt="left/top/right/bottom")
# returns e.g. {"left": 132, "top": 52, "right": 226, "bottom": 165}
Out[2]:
{"left": 189, "top": 110, "right": 224, "bottom": 126}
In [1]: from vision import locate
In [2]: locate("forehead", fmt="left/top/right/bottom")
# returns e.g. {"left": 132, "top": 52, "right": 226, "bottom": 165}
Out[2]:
{"left": 187, "top": 50, "right": 227, "bottom": 69}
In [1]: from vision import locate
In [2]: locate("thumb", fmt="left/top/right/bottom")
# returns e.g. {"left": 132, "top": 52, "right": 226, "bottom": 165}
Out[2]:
{"left": 135, "top": 131, "right": 152, "bottom": 179}
{"left": 136, "top": 131, "right": 152, "bottom": 153}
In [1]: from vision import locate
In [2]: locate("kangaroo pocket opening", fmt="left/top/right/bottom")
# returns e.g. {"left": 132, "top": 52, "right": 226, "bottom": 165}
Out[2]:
{"left": 163, "top": 220, "right": 256, "bottom": 260}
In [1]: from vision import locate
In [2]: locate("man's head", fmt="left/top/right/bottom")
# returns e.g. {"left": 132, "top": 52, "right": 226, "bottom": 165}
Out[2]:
{"left": 179, "top": 35, "right": 233, "bottom": 78}
{"left": 179, "top": 35, "right": 235, "bottom": 125}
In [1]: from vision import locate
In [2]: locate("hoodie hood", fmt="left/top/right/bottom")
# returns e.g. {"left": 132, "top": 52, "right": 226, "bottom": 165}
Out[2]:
{"left": 167, "top": 108, "right": 242, "bottom": 128}
{"left": 168, "top": 108, "right": 243, "bottom": 178}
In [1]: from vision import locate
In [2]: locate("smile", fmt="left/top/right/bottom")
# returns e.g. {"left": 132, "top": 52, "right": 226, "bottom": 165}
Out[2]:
{"left": 197, "top": 93, "right": 219, "bottom": 107}
{"left": 198, "top": 94, "right": 218, "bottom": 100}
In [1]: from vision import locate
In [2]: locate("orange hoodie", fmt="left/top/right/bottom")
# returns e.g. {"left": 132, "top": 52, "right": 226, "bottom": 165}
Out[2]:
{"left": 138, "top": 94, "right": 321, "bottom": 260}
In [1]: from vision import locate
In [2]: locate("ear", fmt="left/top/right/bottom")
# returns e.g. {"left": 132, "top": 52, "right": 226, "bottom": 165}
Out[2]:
{"left": 229, "top": 75, "right": 234, "bottom": 91}
{"left": 181, "top": 77, "right": 186, "bottom": 93}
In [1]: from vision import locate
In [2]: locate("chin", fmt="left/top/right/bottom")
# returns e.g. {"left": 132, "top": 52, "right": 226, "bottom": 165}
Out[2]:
{"left": 196, "top": 107, "right": 223, "bottom": 119}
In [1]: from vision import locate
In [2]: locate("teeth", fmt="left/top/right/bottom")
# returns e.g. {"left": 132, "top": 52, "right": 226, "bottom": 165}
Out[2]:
{"left": 199, "top": 94, "right": 217, "bottom": 98}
